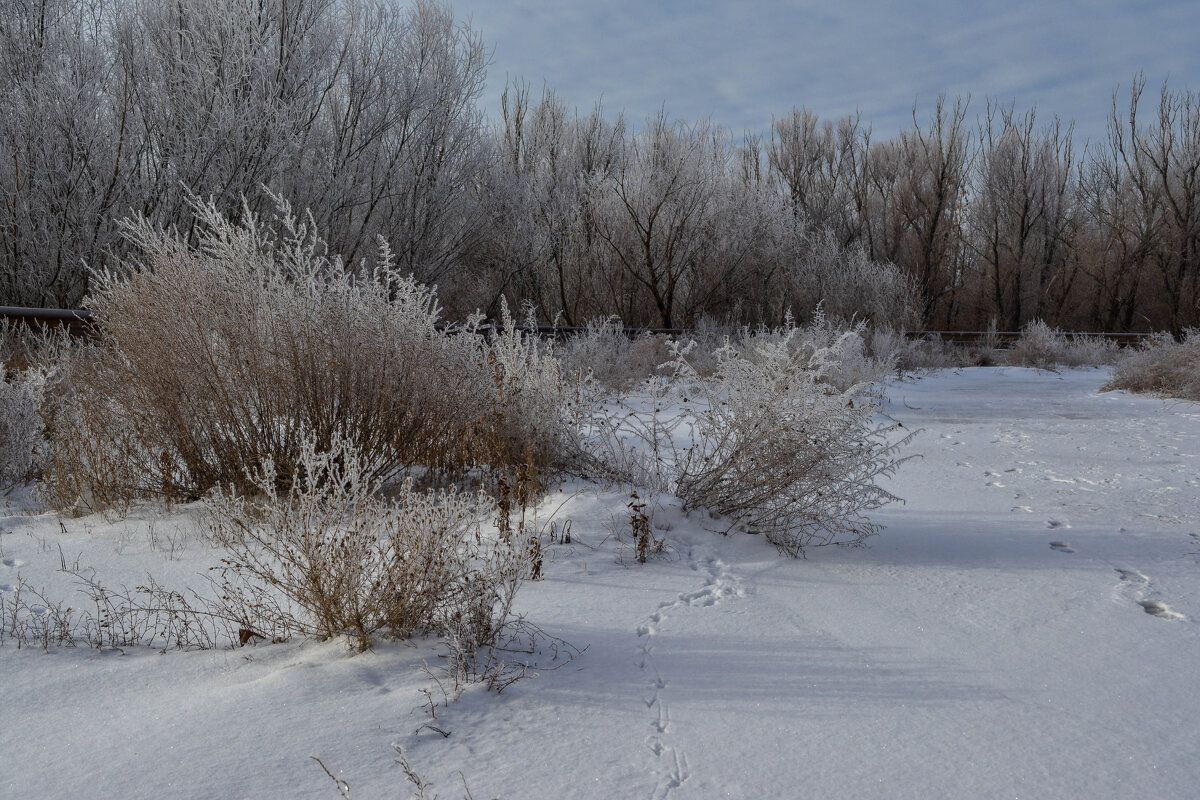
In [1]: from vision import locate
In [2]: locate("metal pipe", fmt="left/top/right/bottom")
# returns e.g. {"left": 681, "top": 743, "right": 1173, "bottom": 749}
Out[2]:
{"left": 0, "top": 306, "right": 1161, "bottom": 346}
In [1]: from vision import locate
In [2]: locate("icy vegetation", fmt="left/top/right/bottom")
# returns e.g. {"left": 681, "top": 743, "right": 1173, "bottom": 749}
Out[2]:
{"left": 3, "top": 186, "right": 1199, "bottom": 798}
{"left": 0, "top": 201, "right": 911, "bottom": 670}
{"left": 1105, "top": 329, "right": 1200, "bottom": 400}
{"left": 2, "top": 199, "right": 1199, "bottom": 800}
{"left": 3, "top": 364, "right": 1199, "bottom": 798}
{"left": 2, "top": 2, "right": 1198, "bottom": 794}
{"left": 7, "top": 0, "right": 1200, "bottom": 337}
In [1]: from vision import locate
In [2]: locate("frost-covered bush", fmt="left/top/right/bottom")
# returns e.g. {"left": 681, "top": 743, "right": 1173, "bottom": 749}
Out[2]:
{"left": 39, "top": 348, "right": 153, "bottom": 516}
{"left": 1104, "top": 331, "right": 1200, "bottom": 400}
{"left": 1006, "top": 320, "right": 1119, "bottom": 369}
{"left": 470, "top": 301, "right": 597, "bottom": 502}
{"left": 668, "top": 331, "right": 909, "bottom": 556}
{"left": 1005, "top": 320, "right": 1063, "bottom": 369}
{"left": 1060, "top": 334, "right": 1120, "bottom": 368}
{"left": 786, "top": 231, "right": 921, "bottom": 330}
{"left": 557, "top": 317, "right": 673, "bottom": 389}
{"left": 54, "top": 193, "right": 581, "bottom": 513}
{"left": 737, "top": 311, "right": 895, "bottom": 393}
{"left": 81, "top": 194, "right": 488, "bottom": 499}
{"left": 0, "top": 363, "right": 46, "bottom": 488}
{"left": 866, "top": 328, "right": 968, "bottom": 372}
{"left": 205, "top": 432, "right": 527, "bottom": 653}
{"left": 580, "top": 313, "right": 909, "bottom": 552}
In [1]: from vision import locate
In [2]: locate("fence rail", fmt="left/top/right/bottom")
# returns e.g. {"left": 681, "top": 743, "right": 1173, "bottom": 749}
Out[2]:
{"left": 0, "top": 306, "right": 1160, "bottom": 347}
{"left": 0, "top": 306, "right": 95, "bottom": 336}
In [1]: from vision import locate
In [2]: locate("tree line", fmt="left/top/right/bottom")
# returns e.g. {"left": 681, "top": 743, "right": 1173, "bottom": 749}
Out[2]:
{"left": 3, "top": 0, "right": 1198, "bottom": 332}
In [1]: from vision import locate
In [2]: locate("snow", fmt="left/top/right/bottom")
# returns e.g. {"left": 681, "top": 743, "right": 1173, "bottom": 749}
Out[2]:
{"left": 2, "top": 367, "right": 1199, "bottom": 799}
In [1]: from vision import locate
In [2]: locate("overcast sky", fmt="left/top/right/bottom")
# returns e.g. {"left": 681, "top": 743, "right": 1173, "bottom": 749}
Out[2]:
{"left": 453, "top": 0, "right": 1199, "bottom": 145}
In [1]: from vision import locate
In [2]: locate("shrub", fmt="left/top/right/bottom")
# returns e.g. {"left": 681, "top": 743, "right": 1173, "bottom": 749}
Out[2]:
{"left": 49, "top": 194, "right": 583, "bottom": 514}
{"left": 468, "top": 301, "right": 597, "bottom": 505}
{"left": 557, "top": 317, "right": 672, "bottom": 390}
{"left": 1061, "top": 334, "right": 1121, "bottom": 368}
{"left": 78, "top": 194, "right": 489, "bottom": 502}
{"left": 1005, "top": 320, "right": 1063, "bottom": 369}
{"left": 1006, "top": 319, "right": 1119, "bottom": 369}
{"left": 580, "top": 315, "right": 910, "bottom": 556}
{"left": 866, "top": 328, "right": 967, "bottom": 373}
{"left": 1104, "top": 331, "right": 1200, "bottom": 400}
{"left": 205, "top": 431, "right": 528, "bottom": 653}
{"left": 39, "top": 348, "right": 152, "bottom": 516}
{"left": 0, "top": 362, "right": 46, "bottom": 489}
{"left": 669, "top": 334, "right": 908, "bottom": 556}
{"left": 736, "top": 311, "right": 895, "bottom": 394}
{"left": 786, "top": 231, "right": 921, "bottom": 330}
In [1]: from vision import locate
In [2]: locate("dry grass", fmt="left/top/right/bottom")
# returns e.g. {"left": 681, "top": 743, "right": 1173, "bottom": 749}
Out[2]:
{"left": 1006, "top": 320, "right": 1119, "bottom": 370}
{"left": 1104, "top": 331, "right": 1200, "bottom": 400}
{"left": 205, "top": 431, "right": 529, "bottom": 653}
{"left": 41, "top": 194, "right": 585, "bottom": 515}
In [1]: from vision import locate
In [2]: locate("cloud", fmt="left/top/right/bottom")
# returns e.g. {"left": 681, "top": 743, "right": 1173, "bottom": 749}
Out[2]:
{"left": 454, "top": 0, "right": 1200, "bottom": 143}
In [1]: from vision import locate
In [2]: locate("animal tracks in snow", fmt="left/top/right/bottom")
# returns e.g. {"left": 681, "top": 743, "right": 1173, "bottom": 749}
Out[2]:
{"left": 982, "top": 443, "right": 1185, "bottom": 626}
{"left": 984, "top": 468, "right": 1023, "bottom": 488}
{"left": 1137, "top": 600, "right": 1186, "bottom": 620}
{"left": 1039, "top": 530, "right": 1187, "bottom": 621}
{"left": 651, "top": 703, "right": 670, "bottom": 734}
{"left": 1114, "top": 568, "right": 1148, "bottom": 584}
{"left": 1114, "top": 568, "right": 1187, "bottom": 621}
{"left": 1047, "top": 521, "right": 1076, "bottom": 553}
{"left": 636, "top": 546, "right": 742, "bottom": 797}
{"left": 652, "top": 749, "right": 690, "bottom": 800}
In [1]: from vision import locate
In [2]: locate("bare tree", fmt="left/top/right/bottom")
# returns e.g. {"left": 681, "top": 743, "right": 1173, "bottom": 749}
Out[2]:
{"left": 299, "top": 0, "right": 492, "bottom": 283}
{"left": 1134, "top": 79, "right": 1200, "bottom": 333}
{"left": 0, "top": 0, "right": 125, "bottom": 306}
{"left": 475, "top": 85, "right": 628, "bottom": 324}
{"left": 968, "top": 103, "right": 1078, "bottom": 329}
{"left": 1078, "top": 76, "right": 1200, "bottom": 332}
{"left": 592, "top": 114, "right": 737, "bottom": 328}
{"left": 768, "top": 108, "right": 863, "bottom": 244}
{"left": 114, "top": 0, "right": 339, "bottom": 230}
{"left": 891, "top": 97, "right": 972, "bottom": 325}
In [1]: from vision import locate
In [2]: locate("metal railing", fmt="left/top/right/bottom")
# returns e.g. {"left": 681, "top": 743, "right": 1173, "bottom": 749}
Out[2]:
{"left": 0, "top": 306, "right": 95, "bottom": 336}
{"left": 0, "top": 306, "right": 1159, "bottom": 347}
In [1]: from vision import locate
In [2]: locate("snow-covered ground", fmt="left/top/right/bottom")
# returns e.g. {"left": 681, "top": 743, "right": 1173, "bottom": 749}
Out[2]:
{"left": 2, "top": 367, "right": 1198, "bottom": 799}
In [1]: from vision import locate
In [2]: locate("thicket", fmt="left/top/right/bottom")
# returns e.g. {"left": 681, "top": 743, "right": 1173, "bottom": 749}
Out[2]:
{"left": 1105, "top": 331, "right": 1200, "bottom": 400}
{"left": 18, "top": 195, "right": 590, "bottom": 654}
{"left": 6, "top": 1, "right": 1200, "bottom": 335}
{"left": 3, "top": 301, "right": 914, "bottom": 662}
{"left": 669, "top": 328, "right": 909, "bottom": 556}
{"left": 4, "top": 278, "right": 565, "bottom": 665}
{"left": 1005, "top": 320, "right": 1120, "bottom": 370}
{"left": 38, "top": 194, "right": 589, "bottom": 515}
{"left": 0, "top": 186, "right": 923, "bottom": 672}
{"left": 205, "top": 431, "right": 526, "bottom": 654}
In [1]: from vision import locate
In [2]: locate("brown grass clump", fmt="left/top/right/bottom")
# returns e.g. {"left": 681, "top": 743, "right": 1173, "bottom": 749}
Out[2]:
{"left": 43, "top": 194, "right": 587, "bottom": 514}
{"left": 205, "top": 431, "right": 527, "bottom": 653}
{"left": 1104, "top": 331, "right": 1200, "bottom": 400}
